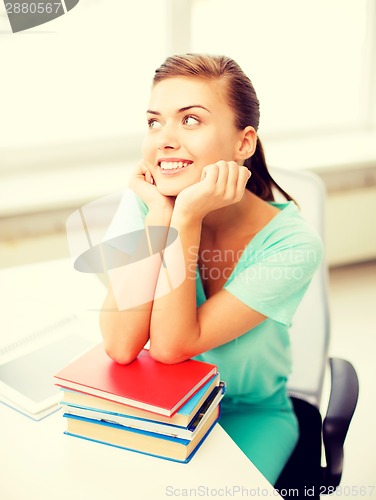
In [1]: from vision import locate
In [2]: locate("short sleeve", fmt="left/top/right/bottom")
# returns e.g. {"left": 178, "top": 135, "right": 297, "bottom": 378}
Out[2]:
{"left": 224, "top": 214, "right": 324, "bottom": 326}
{"left": 105, "top": 188, "right": 148, "bottom": 242}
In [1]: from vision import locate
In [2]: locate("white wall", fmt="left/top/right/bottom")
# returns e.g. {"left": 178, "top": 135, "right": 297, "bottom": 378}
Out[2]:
{"left": 1, "top": 0, "right": 375, "bottom": 267}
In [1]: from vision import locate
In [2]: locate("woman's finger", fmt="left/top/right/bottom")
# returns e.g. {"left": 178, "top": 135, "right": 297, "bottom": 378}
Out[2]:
{"left": 201, "top": 163, "right": 220, "bottom": 184}
{"left": 235, "top": 166, "right": 252, "bottom": 198}
{"left": 144, "top": 169, "right": 154, "bottom": 184}
{"left": 215, "top": 160, "right": 230, "bottom": 193}
{"left": 224, "top": 161, "right": 241, "bottom": 200}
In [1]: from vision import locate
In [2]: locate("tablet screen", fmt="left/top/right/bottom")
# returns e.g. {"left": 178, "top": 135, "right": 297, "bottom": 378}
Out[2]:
{"left": 0, "top": 335, "right": 92, "bottom": 408}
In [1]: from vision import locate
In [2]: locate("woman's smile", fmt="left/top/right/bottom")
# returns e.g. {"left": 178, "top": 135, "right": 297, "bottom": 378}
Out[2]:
{"left": 158, "top": 158, "right": 193, "bottom": 175}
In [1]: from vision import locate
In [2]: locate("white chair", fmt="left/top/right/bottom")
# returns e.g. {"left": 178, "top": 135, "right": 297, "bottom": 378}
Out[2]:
{"left": 270, "top": 167, "right": 359, "bottom": 499}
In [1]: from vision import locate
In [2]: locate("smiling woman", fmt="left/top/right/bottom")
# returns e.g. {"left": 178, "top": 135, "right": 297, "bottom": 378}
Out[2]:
{"left": 142, "top": 77, "right": 249, "bottom": 196}
{"left": 99, "top": 53, "right": 323, "bottom": 486}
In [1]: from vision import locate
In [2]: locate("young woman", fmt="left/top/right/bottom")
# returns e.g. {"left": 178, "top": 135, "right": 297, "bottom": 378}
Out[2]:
{"left": 100, "top": 53, "right": 323, "bottom": 484}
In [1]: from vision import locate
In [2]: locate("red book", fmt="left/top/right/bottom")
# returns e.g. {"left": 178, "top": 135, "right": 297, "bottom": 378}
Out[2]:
{"left": 54, "top": 344, "right": 218, "bottom": 417}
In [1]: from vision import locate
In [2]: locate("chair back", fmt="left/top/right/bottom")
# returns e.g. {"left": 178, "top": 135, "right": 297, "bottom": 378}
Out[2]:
{"left": 270, "top": 167, "right": 330, "bottom": 407}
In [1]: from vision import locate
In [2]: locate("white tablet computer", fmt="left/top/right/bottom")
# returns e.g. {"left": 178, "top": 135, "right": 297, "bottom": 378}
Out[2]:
{"left": 0, "top": 314, "right": 94, "bottom": 420}
{"left": 0, "top": 258, "right": 105, "bottom": 421}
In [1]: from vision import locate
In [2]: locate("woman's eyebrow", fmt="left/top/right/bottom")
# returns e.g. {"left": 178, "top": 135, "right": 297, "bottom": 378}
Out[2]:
{"left": 146, "top": 105, "right": 211, "bottom": 115}
{"left": 179, "top": 105, "right": 211, "bottom": 114}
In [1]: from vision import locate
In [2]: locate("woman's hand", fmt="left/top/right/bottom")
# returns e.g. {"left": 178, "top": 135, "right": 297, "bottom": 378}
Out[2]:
{"left": 128, "top": 161, "right": 174, "bottom": 211}
{"left": 174, "top": 161, "right": 251, "bottom": 221}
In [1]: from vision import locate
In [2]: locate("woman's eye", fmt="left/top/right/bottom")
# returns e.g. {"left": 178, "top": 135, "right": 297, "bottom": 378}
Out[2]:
{"left": 183, "top": 115, "right": 199, "bottom": 126}
{"left": 148, "top": 119, "right": 162, "bottom": 129}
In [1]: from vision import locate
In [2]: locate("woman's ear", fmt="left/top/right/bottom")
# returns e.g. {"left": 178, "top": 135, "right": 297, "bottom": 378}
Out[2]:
{"left": 235, "top": 126, "right": 257, "bottom": 161}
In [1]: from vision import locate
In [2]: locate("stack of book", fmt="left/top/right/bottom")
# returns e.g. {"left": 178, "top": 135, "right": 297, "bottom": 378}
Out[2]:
{"left": 54, "top": 344, "right": 225, "bottom": 463}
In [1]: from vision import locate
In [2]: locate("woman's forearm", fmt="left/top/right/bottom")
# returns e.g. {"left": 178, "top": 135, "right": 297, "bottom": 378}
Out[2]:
{"left": 99, "top": 204, "right": 173, "bottom": 364}
{"left": 149, "top": 210, "right": 203, "bottom": 363}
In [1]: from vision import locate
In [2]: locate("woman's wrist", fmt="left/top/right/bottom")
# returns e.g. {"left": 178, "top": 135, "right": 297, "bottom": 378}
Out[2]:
{"left": 172, "top": 205, "right": 203, "bottom": 226}
{"left": 171, "top": 206, "right": 203, "bottom": 231}
{"left": 146, "top": 200, "right": 174, "bottom": 221}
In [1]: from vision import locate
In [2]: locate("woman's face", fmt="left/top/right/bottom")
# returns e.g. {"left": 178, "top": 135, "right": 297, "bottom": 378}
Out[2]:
{"left": 142, "top": 77, "right": 245, "bottom": 196}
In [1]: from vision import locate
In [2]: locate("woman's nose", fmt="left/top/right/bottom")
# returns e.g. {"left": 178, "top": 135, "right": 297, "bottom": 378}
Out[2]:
{"left": 157, "top": 123, "right": 180, "bottom": 150}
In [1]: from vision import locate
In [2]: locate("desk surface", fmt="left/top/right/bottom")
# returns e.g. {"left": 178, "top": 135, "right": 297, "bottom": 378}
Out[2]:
{"left": 0, "top": 259, "right": 280, "bottom": 499}
{"left": 1, "top": 402, "right": 278, "bottom": 500}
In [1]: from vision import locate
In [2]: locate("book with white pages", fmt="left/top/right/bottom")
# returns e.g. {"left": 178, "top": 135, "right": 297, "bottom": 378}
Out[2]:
{"left": 63, "top": 382, "right": 226, "bottom": 440}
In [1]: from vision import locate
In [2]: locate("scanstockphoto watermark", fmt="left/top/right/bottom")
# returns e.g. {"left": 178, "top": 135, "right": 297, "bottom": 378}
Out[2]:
{"left": 188, "top": 245, "right": 320, "bottom": 283}
{"left": 66, "top": 191, "right": 187, "bottom": 310}
{"left": 165, "top": 485, "right": 376, "bottom": 497}
{"left": 193, "top": 261, "right": 307, "bottom": 283}
{"left": 3, "top": 0, "right": 79, "bottom": 33}
{"left": 66, "top": 190, "right": 321, "bottom": 310}
{"left": 165, "top": 485, "right": 282, "bottom": 497}
{"left": 189, "top": 246, "right": 319, "bottom": 266}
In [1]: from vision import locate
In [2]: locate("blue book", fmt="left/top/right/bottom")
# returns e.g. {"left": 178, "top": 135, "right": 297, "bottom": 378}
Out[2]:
{"left": 64, "top": 402, "right": 221, "bottom": 463}
{"left": 63, "top": 382, "right": 225, "bottom": 440}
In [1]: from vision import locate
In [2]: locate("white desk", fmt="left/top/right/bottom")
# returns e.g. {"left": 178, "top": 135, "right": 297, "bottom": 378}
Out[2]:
{"left": 0, "top": 259, "right": 280, "bottom": 499}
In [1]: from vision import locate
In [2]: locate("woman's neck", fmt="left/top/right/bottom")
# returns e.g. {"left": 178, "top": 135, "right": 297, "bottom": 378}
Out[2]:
{"left": 201, "top": 190, "right": 269, "bottom": 239}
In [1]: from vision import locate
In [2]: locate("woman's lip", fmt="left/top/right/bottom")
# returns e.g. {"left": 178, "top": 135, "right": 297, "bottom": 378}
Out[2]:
{"left": 158, "top": 158, "right": 193, "bottom": 163}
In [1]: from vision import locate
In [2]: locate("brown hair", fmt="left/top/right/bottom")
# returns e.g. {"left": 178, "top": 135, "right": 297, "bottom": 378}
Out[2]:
{"left": 153, "top": 53, "right": 293, "bottom": 202}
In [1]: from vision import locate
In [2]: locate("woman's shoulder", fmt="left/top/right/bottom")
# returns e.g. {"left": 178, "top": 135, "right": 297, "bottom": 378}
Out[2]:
{"left": 246, "top": 200, "right": 324, "bottom": 264}
{"left": 263, "top": 201, "right": 322, "bottom": 241}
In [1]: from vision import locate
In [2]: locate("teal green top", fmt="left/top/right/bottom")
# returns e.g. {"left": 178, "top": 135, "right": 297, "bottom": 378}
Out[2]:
{"left": 108, "top": 192, "right": 323, "bottom": 409}
{"left": 108, "top": 192, "right": 323, "bottom": 483}
{"left": 193, "top": 201, "right": 323, "bottom": 410}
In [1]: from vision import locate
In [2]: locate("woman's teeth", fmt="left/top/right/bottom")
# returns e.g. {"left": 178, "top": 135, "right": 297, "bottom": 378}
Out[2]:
{"left": 159, "top": 161, "right": 190, "bottom": 170}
